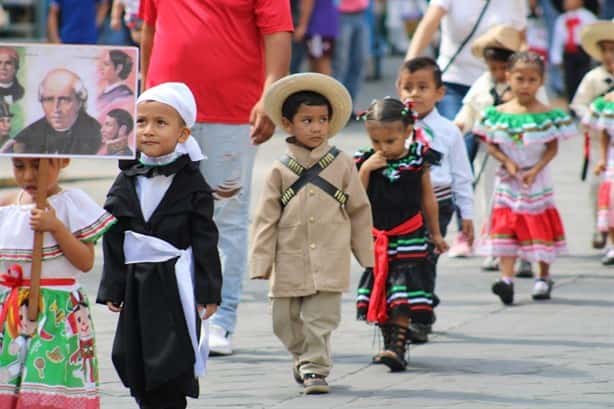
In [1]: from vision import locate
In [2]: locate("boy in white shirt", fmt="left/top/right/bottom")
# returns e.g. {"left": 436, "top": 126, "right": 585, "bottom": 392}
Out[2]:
{"left": 550, "top": 0, "right": 597, "bottom": 102}
{"left": 397, "top": 57, "right": 474, "bottom": 339}
{"left": 572, "top": 20, "right": 614, "bottom": 248}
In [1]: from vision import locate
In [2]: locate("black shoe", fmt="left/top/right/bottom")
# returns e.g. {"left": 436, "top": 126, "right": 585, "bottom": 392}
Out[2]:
{"left": 492, "top": 280, "right": 514, "bottom": 305}
{"left": 592, "top": 232, "right": 607, "bottom": 249}
{"left": 303, "top": 374, "right": 329, "bottom": 394}
{"left": 407, "top": 323, "right": 429, "bottom": 343}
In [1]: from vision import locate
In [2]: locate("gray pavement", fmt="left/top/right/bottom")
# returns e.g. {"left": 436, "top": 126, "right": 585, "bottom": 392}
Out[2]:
{"left": 2, "top": 57, "right": 613, "bottom": 408}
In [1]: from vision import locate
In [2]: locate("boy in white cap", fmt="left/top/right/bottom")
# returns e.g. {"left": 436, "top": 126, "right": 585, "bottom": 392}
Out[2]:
{"left": 98, "top": 82, "right": 222, "bottom": 409}
{"left": 250, "top": 73, "right": 374, "bottom": 394}
{"left": 572, "top": 20, "right": 614, "bottom": 249}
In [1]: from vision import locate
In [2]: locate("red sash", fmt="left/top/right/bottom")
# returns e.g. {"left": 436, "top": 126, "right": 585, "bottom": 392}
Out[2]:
{"left": 367, "top": 213, "right": 424, "bottom": 323}
{"left": 0, "top": 264, "right": 75, "bottom": 326}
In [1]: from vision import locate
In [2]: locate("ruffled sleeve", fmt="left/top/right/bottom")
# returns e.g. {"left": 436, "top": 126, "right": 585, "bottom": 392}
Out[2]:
{"left": 474, "top": 106, "right": 577, "bottom": 146}
{"left": 53, "top": 189, "right": 116, "bottom": 243}
{"left": 583, "top": 96, "right": 614, "bottom": 134}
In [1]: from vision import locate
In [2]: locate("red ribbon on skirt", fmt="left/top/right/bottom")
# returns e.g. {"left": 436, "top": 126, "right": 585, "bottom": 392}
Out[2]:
{"left": 367, "top": 213, "right": 424, "bottom": 324}
{"left": 0, "top": 264, "right": 75, "bottom": 327}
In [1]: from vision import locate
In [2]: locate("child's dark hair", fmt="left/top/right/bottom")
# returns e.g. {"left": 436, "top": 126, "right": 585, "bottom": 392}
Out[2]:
{"left": 508, "top": 51, "right": 545, "bottom": 76}
{"left": 483, "top": 47, "right": 514, "bottom": 63}
{"left": 364, "top": 97, "right": 415, "bottom": 127}
{"left": 400, "top": 57, "right": 443, "bottom": 88}
{"left": 281, "top": 91, "right": 333, "bottom": 121}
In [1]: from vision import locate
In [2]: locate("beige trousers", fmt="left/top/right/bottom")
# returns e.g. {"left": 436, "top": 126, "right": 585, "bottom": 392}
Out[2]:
{"left": 271, "top": 291, "right": 342, "bottom": 377}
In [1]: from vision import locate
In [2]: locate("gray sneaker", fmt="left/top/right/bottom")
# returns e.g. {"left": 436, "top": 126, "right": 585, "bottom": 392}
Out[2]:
{"left": 303, "top": 374, "right": 329, "bottom": 394}
{"left": 514, "top": 259, "right": 534, "bottom": 278}
{"left": 481, "top": 256, "right": 499, "bottom": 271}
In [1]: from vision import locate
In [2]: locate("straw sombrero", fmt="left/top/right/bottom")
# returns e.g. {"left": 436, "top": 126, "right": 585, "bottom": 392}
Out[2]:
{"left": 581, "top": 21, "right": 614, "bottom": 62}
{"left": 264, "top": 73, "right": 352, "bottom": 138}
{"left": 471, "top": 25, "right": 522, "bottom": 59}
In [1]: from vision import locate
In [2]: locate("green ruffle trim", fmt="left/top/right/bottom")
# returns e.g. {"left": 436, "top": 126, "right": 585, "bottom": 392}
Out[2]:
{"left": 475, "top": 107, "right": 576, "bottom": 145}
{"left": 584, "top": 97, "right": 614, "bottom": 132}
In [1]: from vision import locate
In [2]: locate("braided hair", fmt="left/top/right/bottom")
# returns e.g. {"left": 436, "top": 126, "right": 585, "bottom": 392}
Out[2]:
{"left": 361, "top": 97, "right": 416, "bottom": 127}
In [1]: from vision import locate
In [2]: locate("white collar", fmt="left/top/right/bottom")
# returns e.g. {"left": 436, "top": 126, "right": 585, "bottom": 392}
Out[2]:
{"left": 0, "top": 81, "right": 14, "bottom": 89}
{"left": 419, "top": 108, "right": 440, "bottom": 126}
{"left": 139, "top": 151, "right": 182, "bottom": 166}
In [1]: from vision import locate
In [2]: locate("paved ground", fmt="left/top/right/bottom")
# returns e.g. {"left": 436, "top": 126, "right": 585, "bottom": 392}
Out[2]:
{"left": 2, "top": 57, "right": 613, "bottom": 408}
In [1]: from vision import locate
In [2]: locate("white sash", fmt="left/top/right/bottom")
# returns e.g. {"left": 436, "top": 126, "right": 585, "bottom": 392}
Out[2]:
{"left": 123, "top": 230, "right": 209, "bottom": 377}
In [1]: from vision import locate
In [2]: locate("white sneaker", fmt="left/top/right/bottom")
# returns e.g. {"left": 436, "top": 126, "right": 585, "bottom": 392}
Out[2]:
{"left": 481, "top": 256, "right": 499, "bottom": 271}
{"left": 532, "top": 279, "right": 553, "bottom": 300}
{"left": 209, "top": 324, "right": 233, "bottom": 356}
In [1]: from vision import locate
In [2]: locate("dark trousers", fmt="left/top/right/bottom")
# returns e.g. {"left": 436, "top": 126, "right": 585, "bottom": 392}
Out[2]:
{"left": 426, "top": 199, "right": 456, "bottom": 308}
{"left": 563, "top": 48, "right": 592, "bottom": 102}
{"left": 135, "top": 373, "right": 197, "bottom": 409}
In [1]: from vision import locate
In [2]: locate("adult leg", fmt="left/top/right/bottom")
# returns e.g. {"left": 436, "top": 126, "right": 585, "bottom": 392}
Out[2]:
{"left": 192, "top": 123, "right": 257, "bottom": 352}
{"left": 437, "top": 82, "right": 470, "bottom": 121}
{"left": 333, "top": 13, "right": 353, "bottom": 91}
{"left": 340, "top": 12, "right": 369, "bottom": 107}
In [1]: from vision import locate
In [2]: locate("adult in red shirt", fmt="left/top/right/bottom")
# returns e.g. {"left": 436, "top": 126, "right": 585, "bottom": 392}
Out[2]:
{"left": 140, "top": 0, "right": 292, "bottom": 360}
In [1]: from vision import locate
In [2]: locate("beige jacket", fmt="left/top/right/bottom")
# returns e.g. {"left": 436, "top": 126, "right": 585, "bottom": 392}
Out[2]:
{"left": 571, "top": 65, "right": 614, "bottom": 120}
{"left": 250, "top": 138, "right": 374, "bottom": 298}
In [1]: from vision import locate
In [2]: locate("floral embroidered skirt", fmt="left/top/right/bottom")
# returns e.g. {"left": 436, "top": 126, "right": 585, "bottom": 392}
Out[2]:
{"left": 0, "top": 285, "right": 99, "bottom": 409}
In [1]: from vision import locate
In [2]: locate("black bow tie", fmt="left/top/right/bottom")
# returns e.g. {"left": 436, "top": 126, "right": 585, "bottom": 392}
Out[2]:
{"left": 124, "top": 154, "right": 190, "bottom": 178}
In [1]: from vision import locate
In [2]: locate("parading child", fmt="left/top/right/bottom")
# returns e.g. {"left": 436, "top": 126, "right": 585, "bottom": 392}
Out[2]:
{"left": 396, "top": 57, "right": 472, "bottom": 340}
{"left": 355, "top": 97, "right": 448, "bottom": 371}
{"left": 572, "top": 21, "right": 614, "bottom": 249}
{"left": 474, "top": 52, "right": 575, "bottom": 305}
{"left": 97, "top": 83, "right": 222, "bottom": 409}
{"left": 250, "top": 73, "right": 374, "bottom": 394}
{"left": 584, "top": 91, "right": 614, "bottom": 264}
{"left": 0, "top": 158, "right": 115, "bottom": 408}
{"left": 456, "top": 24, "right": 549, "bottom": 275}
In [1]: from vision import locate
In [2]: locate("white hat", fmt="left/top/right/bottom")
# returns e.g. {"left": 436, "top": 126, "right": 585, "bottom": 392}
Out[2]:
{"left": 137, "top": 82, "right": 204, "bottom": 161}
{"left": 263, "top": 73, "right": 352, "bottom": 138}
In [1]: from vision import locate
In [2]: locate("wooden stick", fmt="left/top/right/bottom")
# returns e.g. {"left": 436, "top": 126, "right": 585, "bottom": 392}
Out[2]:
{"left": 27, "top": 158, "right": 49, "bottom": 322}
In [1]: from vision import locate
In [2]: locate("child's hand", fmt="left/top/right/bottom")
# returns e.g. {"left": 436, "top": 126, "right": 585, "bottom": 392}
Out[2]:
{"left": 594, "top": 160, "right": 607, "bottom": 175}
{"left": 30, "top": 205, "right": 60, "bottom": 233}
{"left": 198, "top": 304, "right": 218, "bottom": 320}
{"left": 521, "top": 167, "right": 539, "bottom": 188}
{"left": 107, "top": 302, "right": 122, "bottom": 313}
{"left": 432, "top": 234, "right": 449, "bottom": 254}
{"left": 461, "top": 219, "right": 475, "bottom": 246}
{"left": 363, "top": 151, "right": 387, "bottom": 172}
{"left": 503, "top": 159, "right": 519, "bottom": 177}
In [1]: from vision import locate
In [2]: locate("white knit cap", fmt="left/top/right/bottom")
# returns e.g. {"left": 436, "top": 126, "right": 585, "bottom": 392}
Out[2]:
{"left": 137, "top": 82, "right": 205, "bottom": 161}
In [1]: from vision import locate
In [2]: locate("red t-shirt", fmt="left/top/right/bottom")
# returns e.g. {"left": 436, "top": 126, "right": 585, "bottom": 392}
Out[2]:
{"left": 140, "top": 0, "right": 293, "bottom": 123}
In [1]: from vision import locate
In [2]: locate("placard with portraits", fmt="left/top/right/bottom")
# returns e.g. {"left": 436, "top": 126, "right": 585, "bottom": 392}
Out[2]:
{"left": 0, "top": 43, "right": 138, "bottom": 159}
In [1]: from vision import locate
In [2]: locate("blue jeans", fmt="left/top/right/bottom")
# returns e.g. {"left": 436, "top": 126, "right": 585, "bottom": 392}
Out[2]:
{"left": 291, "top": 40, "right": 306, "bottom": 74}
{"left": 192, "top": 123, "right": 257, "bottom": 334}
{"left": 539, "top": 0, "right": 564, "bottom": 95}
{"left": 334, "top": 11, "right": 369, "bottom": 106}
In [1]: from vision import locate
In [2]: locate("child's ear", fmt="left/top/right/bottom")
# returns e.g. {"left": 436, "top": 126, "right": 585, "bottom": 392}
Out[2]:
{"left": 435, "top": 84, "right": 446, "bottom": 102}
{"left": 177, "top": 127, "right": 191, "bottom": 143}
{"left": 281, "top": 117, "right": 293, "bottom": 133}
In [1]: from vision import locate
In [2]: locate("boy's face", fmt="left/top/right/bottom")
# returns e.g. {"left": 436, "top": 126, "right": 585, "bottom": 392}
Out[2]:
{"left": 281, "top": 103, "right": 330, "bottom": 149}
{"left": 485, "top": 58, "right": 508, "bottom": 84}
{"left": 563, "top": 0, "right": 582, "bottom": 11}
{"left": 0, "top": 116, "right": 11, "bottom": 138}
{"left": 599, "top": 41, "right": 614, "bottom": 73}
{"left": 136, "top": 101, "right": 189, "bottom": 157}
{"left": 397, "top": 68, "right": 445, "bottom": 118}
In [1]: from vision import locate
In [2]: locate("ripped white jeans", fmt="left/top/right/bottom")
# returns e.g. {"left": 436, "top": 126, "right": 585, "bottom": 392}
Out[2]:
{"left": 192, "top": 123, "right": 257, "bottom": 334}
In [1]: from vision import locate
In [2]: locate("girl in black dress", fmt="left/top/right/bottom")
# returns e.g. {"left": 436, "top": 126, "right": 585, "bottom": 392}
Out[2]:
{"left": 355, "top": 98, "right": 448, "bottom": 371}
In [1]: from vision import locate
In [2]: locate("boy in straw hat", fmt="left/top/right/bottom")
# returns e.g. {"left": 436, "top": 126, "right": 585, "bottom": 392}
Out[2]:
{"left": 98, "top": 82, "right": 222, "bottom": 409}
{"left": 250, "top": 73, "right": 374, "bottom": 394}
{"left": 572, "top": 20, "right": 614, "bottom": 249}
{"left": 454, "top": 25, "right": 548, "bottom": 275}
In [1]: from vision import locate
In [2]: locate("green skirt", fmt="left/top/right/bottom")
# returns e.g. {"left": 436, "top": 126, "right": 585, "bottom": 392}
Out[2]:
{"left": 0, "top": 284, "right": 99, "bottom": 409}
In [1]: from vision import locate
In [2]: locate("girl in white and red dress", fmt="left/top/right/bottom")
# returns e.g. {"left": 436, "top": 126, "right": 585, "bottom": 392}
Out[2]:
{"left": 585, "top": 91, "right": 614, "bottom": 264}
{"left": 474, "top": 51, "right": 576, "bottom": 305}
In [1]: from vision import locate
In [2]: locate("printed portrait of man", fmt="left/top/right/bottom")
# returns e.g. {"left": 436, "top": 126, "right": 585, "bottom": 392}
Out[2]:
{"left": 100, "top": 108, "right": 134, "bottom": 156}
{"left": 0, "top": 46, "right": 24, "bottom": 104}
{"left": 12, "top": 68, "right": 102, "bottom": 155}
